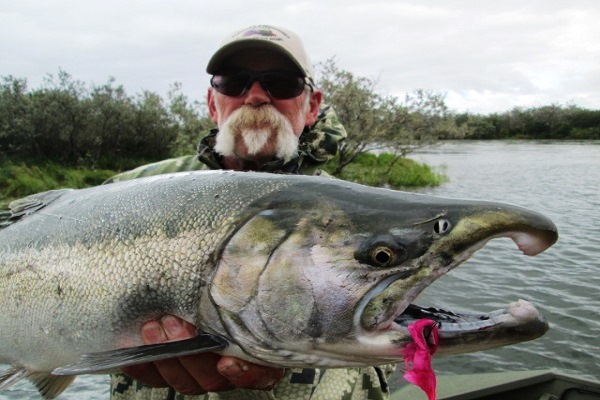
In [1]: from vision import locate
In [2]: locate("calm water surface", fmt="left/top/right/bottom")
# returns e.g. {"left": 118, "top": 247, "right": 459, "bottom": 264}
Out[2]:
{"left": 2, "top": 141, "right": 598, "bottom": 398}
{"left": 392, "top": 140, "right": 600, "bottom": 386}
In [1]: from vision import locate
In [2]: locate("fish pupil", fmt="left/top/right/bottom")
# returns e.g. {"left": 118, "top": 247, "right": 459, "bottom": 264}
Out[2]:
{"left": 433, "top": 219, "right": 451, "bottom": 235}
{"left": 373, "top": 248, "right": 392, "bottom": 265}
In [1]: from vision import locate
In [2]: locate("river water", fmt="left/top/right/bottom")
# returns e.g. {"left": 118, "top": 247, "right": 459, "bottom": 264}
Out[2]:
{"left": 392, "top": 140, "right": 600, "bottom": 386}
{"left": 1, "top": 140, "right": 598, "bottom": 398}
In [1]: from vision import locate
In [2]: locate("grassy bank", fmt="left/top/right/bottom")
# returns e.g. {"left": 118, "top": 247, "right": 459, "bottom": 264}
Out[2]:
{"left": 1, "top": 153, "right": 446, "bottom": 209}
{"left": 0, "top": 161, "right": 116, "bottom": 209}
{"left": 324, "top": 152, "right": 447, "bottom": 189}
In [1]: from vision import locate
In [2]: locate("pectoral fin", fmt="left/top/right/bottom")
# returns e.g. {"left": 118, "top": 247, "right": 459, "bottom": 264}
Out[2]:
{"left": 53, "top": 333, "right": 228, "bottom": 375}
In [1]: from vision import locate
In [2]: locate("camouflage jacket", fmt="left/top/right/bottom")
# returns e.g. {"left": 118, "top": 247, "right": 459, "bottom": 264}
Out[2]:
{"left": 107, "top": 106, "right": 395, "bottom": 400}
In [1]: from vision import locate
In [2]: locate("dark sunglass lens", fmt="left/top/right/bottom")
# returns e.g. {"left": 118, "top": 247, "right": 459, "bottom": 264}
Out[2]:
{"left": 262, "top": 73, "right": 305, "bottom": 99}
{"left": 212, "top": 74, "right": 251, "bottom": 97}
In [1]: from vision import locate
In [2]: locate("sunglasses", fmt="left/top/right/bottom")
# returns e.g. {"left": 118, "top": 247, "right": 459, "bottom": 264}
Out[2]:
{"left": 210, "top": 70, "right": 313, "bottom": 100}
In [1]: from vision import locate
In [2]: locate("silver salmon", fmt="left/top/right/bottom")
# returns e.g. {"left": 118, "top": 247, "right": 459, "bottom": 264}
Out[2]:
{"left": 0, "top": 171, "right": 558, "bottom": 398}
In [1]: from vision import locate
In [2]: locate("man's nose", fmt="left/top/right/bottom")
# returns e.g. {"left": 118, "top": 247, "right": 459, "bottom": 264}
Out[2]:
{"left": 244, "top": 81, "right": 271, "bottom": 105}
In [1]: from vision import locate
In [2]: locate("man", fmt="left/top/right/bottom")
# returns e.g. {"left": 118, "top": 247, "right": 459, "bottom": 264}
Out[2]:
{"left": 109, "top": 24, "right": 393, "bottom": 400}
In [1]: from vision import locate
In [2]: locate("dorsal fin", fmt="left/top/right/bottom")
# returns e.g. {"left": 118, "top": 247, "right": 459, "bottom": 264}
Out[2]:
{"left": 0, "top": 189, "right": 73, "bottom": 229}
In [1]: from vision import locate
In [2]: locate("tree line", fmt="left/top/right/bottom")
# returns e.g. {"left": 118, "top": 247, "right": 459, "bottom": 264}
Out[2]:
{"left": 1, "top": 62, "right": 598, "bottom": 174}
{"left": 0, "top": 71, "right": 212, "bottom": 170}
{"left": 316, "top": 58, "right": 469, "bottom": 174}
{"left": 455, "top": 106, "right": 600, "bottom": 140}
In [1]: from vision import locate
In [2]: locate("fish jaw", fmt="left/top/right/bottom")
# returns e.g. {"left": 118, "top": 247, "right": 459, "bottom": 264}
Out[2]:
{"left": 354, "top": 299, "right": 548, "bottom": 361}
{"left": 356, "top": 202, "right": 557, "bottom": 358}
{"left": 395, "top": 300, "right": 549, "bottom": 355}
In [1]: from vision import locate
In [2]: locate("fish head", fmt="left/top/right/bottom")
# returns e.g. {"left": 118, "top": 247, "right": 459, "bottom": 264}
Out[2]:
{"left": 207, "top": 176, "right": 558, "bottom": 366}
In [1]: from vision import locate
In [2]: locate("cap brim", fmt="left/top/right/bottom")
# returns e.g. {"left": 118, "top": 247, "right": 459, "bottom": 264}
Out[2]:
{"left": 206, "top": 39, "right": 308, "bottom": 77}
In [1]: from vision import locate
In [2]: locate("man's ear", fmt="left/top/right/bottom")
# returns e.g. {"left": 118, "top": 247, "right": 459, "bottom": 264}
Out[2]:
{"left": 207, "top": 88, "right": 219, "bottom": 124}
{"left": 305, "top": 90, "right": 323, "bottom": 126}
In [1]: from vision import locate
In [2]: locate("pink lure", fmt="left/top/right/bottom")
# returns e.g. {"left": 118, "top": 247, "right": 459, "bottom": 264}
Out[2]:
{"left": 403, "top": 319, "right": 440, "bottom": 400}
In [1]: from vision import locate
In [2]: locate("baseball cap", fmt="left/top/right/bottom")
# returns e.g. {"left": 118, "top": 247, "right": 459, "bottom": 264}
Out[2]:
{"left": 206, "top": 25, "right": 314, "bottom": 81}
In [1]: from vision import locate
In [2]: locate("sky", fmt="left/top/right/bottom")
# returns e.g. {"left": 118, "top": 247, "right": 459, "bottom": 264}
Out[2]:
{"left": 1, "top": 0, "right": 599, "bottom": 114}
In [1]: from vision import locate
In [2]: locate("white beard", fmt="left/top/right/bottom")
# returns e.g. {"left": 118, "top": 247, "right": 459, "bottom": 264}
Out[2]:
{"left": 241, "top": 129, "right": 271, "bottom": 155}
{"left": 214, "top": 105, "right": 299, "bottom": 162}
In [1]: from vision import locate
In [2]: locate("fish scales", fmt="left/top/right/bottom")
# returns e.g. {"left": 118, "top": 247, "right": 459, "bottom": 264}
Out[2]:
{"left": 0, "top": 172, "right": 290, "bottom": 369}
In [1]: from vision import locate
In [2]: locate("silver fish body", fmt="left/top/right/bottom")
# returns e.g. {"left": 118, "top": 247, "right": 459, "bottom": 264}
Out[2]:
{"left": 0, "top": 170, "right": 558, "bottom": 398}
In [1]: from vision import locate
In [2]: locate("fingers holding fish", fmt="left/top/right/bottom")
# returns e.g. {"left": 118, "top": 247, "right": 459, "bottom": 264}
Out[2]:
{"left": 216, "top": 356, "right": 286, "bottom": 390}
{"left": 137, "top": 316, "right": 226, "bottom": 394}
{"left": 124, "top": 315, "right": 284, "bottom": 394}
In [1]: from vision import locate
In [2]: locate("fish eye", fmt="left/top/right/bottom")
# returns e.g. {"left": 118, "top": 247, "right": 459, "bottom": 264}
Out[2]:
{"left": 434, "top": 219, "right": 452, "bottom": 235}
{"left": 372, "top": 246, "right": 394, "bottom": 266}
{"left": 355, "top": 236, "right": 408, "bottom": 268}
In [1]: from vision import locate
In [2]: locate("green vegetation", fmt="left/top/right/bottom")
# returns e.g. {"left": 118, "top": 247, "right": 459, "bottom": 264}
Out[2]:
{"left": 318, "top": 59, "right": 468, "bottom": 175}
{"left": 0, "top": 62, "right": 455, "bottom": 207}
{"left": 0, "top": 160, "right": 116, "bottom": 208}
{"left": 1, "top": 153, "right": 445, "bottom": 209}
{"left": 0, "top": 71, "right": 212, "bottom": 169}
{"left": 455, "top": 105, "right": 600, "bottom": 140}
{"left": 1, "top": 63, "right": 598, "bottom": 208}
{"left": 324, "top": 152, "right": 446, "bottom": 189}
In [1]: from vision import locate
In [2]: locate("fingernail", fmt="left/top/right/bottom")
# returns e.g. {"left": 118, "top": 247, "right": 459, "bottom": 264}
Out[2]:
{"left": 161, "top": 315, "right": 183, "bottom": 336}
{"left": 218, "top": 359, "right": 249, "bottom": 379}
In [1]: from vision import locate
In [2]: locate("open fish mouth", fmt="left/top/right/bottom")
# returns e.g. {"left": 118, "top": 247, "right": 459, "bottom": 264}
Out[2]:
{"left": 361, "top": 222, "right": 557, "bottom": 355}
{"left": 393, "top": 300, "right": 549, "bottom": 354}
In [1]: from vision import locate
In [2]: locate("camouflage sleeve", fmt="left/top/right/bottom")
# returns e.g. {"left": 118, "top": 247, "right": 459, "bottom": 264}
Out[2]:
{"left": 301, "top": 103, "right": 347, "bottom": 163}
{"left": 111, "top": 366, "right": 394, "bottom": 400}
{"left": 315, "top": 103, "right": 347, "bottom": 145}
{"left": 103, "top": 155, "right": 208, "bottom": 184}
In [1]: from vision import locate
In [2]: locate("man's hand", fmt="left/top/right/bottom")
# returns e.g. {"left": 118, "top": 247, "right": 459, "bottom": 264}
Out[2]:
{"left": 121, "top": 315, "right": 285, "bottom": 395}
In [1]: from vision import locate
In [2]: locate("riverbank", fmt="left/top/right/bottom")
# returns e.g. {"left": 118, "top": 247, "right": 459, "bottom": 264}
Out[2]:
{"left": 0, "top": 160, "right": 115, "bottom": 209}
{"left": 0, "top": 153, "right": 446, "bottom": 209}
{"left": 324, "top": 152, "right": 447, "bottom": 188}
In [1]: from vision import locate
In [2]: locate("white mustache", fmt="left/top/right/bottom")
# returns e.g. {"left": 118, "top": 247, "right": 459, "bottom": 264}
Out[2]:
{"left": 215, "top": 105, "right": 298, "bottom": 162}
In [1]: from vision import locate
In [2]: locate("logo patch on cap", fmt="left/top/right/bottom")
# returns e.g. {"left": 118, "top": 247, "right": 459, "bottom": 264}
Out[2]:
{"left": 234, "top": 25, "right": 291, "bottom": 42}
{"left": 243, "top": 29, "right": 276, "bottom": 38}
